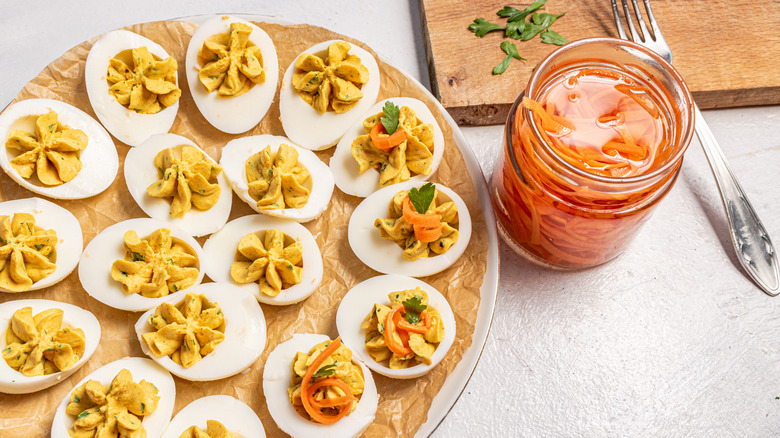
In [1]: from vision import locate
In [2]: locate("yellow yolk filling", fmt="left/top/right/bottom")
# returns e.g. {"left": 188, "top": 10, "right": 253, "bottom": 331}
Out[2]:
{"left": 230, "top": 229, "right": 303, "bottom": 297}
{"left": 146, "top": 145, "right": 222, "bottom": 219}
{"left": 65, "top": 368, "right": 160, "bottom": 438}
{"left": 198, "top": 22, "right": 266, "bottom": 97}
{"left": 5, "top": 111, "right": 87, "bottom": 186}
{"left": 351, "top": 106, "right": 434, "bottom": 188}
{"left": 107, "top": 46, "right": 181, "bottom": 114}
{"left": 2, "top": 307, "right": 85, "bottom": 377}
{"left": 110, "top": 228, "right": 199, "bottom": 298}
{"left": 245, "top": 144, "right": 311, "bottom": 210}
{"left": 179, "top": 420, "right": 237, "bottom": 438}
{"left": 142, "top": 292, "right": 225, "bottom": 369}
{"left": 374, "top": 189, "right": 459, "bottom": 261}
{"left": 0, "top": 213, "right": 57, "bottom": 292}
{"left": 292, "top": 41, "right": 369, "bottom": 113}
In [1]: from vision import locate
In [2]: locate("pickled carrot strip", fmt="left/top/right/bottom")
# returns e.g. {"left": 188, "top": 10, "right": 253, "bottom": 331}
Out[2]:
{"left": 396, "top": 310, "right": 431, "bottom": 334}
{"left": 522, "top": 97, "right": 574, "bottom": 135}
{"left": 385, "top": 305, "right": 413, "bottom": 356}
{"left": 370, "top": 120, "right": 407, "bottom": 152}
{"left": 402, "top": 197, "right": 441, "bottom": 227}
{"left": 300, "top": 338, "right": 354, "bottom": 424}
{"left": 307, "top": 378, "right": 356, "bottom": 409}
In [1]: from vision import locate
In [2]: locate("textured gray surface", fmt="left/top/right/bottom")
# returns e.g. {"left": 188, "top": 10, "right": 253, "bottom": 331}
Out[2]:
{"left": 3, "top": 1, "right": 780, "bottom": 436}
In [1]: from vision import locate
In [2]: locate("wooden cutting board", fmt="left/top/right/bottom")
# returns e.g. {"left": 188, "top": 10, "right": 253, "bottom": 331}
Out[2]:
{"left": 420, "top": 0, "right": 780, "bottom": 125}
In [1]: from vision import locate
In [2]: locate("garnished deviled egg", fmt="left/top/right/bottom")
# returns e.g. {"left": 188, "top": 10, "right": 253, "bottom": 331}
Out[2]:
{"left": 330, "top": 97, "right": 445, "bottom": 198}
{"left": 186, "top": 15, "right": 279, "bottom": 134}
{"left": 86, "top": 30, "right": 181, "bottom": 146}
{"left": 135, "top": 282, "right": 266, "bottom": 381}
{"left": 263, "top": 334, "right": 378, "bottom": 438}
{"left": 78, "top": 218, "right": 205, "bottom": 312}
{"left": 279, "top": 40, "right": 381, "bottom": 151}
{"left": 336, "top": 275, "right": 456, "bottom": 379}
{"left": 220, "top": 134, "right": 334, "bottom": 223}
{"left": 0, "top": 198, "right": 82, "bottom": 293}
{"left": 51, "top": 357, "right": 175, "bottom": 438}
{"left": 348, "top": 181, "right": 472, "bottom": 277}
{"left": 0, "top": 299, "right": 100, "bottom": 394}
{"left": 202, "top": 214, "right": 323, "bottom": 306}
{"left": 124, "top": 133, "right": 232, "bottom": 237}
{"left": 161, "top": 395, "right": 266, "bottom": 438}
{"left": 0, "top": 98, "right": 118, "bottom": 199}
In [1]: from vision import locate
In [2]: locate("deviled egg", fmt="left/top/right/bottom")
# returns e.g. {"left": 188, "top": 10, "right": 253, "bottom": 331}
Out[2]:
{"left": 135, "top": 282, "right": 266, "bottom": 381}
{"left": 263, "top": 334, "right": 378, "bottom": 438}
{"left": 85, "top": 30, "right": 180, "bottom": 146}
{"left": 348, "top": 181, "right": 472, "bottom": 277}
{"left": 0, "top": 197, "right": 82, "bottom": 293}
{"left": 124, "top": 133, "right": 232, "bottom": 237}
{"left": 186, "top": 15, "right": 279, "bottom": 134}
{"left": 336, "top": 275, "right": 456, "bottom": 379}
{"left": 78, "top": 218, "right": 205, "bottom": 312}
{"left": 202, "top": 214, "right": 323, "bottom": 306}
{"left": 220, "top": 134, "right": 334, "bottom": 223}
{"left": 330, "top": 97, "right": 445, "bottom": 198}
{"left": 50, "top": 357, "right": 175, "bottom": 438}
{"left": 279, "top": 40, "right": 381, "bottom": 151}
{"left": 0, "top": 299, "right": 100, "bottom": 394}
{"left": 161, "top": 395, "right": 266, "bottom": 438}
{"left": 0, "top": 98, "right": 118, "bottom": 199}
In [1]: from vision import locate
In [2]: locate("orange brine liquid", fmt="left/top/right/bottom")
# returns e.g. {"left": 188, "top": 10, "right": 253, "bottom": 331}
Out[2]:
{"left": 491, "top": 64, "right": 686, "bottom": 269}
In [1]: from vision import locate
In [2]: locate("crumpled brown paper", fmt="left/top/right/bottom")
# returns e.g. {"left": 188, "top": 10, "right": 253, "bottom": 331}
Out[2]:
{"left": 0, "top": 19, "right": 489, "bottom": 437}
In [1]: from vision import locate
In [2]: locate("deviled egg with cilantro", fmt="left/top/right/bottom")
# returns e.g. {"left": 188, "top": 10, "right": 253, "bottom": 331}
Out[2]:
{"left": 336, "top": 275, "right": 456, "bottom": 379}
{"left": 86, "top": 30, "right": 181, "bottom": 146}
{"left": 0, "top": 98, "right": 118, "bottom": 199}
{"left": 330, "top": 97, "right": 445, "bottom": 198}
{"left": 124, "top": 133, "right": 232, "bottom": 237}
{"left": 348, "top": 181, "right": 471, "bottom": 277}
{"left": 186, "top": 15, "right": 279, "bottom": 134}
{"left": 279, "top": 40, "right": 381, "bottom": 151}
{"left": 220, "top": 134, "right": 334, "bottom": 223}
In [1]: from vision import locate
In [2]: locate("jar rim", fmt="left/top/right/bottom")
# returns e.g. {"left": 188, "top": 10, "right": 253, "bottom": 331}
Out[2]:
{"left": 522, "top": 37, "right": 694, "bottom": 185}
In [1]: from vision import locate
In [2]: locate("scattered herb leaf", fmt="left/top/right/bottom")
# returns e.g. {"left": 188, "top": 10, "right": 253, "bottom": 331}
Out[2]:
{"left": 408, "top": 182, "right": 436, "bottom": 214}
{"left": 468, "top": 18, "right": 504, "bottom": 37}
{"left": 541, "top": 29, "right": 568, "bottom": 46}
{"left": 312, "top": 363, "right": 337, "bottom": 379}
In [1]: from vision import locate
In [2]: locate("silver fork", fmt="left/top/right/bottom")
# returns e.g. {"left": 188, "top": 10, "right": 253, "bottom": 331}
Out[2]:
{"left": 611, "top": 0, "right": 780, "bottom": 296}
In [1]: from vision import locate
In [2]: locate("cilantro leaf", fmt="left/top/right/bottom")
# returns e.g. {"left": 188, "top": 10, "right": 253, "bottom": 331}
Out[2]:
{"left": 505, "top": 21, "right": 527, "bottom": 40}
{"left": 402, "top": 296, "right": 428, "bottom": 325}
{"left": 519, "top": 22, "right": 545, "bottom": 41}
{"left": 500, "top": 41, "right": 526, "bottom": 61}
{"left": 525, "top": 0, "right": 549, "bottom": 13}
{"left": 493, "top": 56, "right": 512, "bottom": 75}
{"left": 408, "top": 182, "right": 436, "bottom": 214}
{"left": 311, "top": 364, "right": 337, "bottom": 379}
{"left": 540, "top": 29, "right": 568, "bottom": 46}
{"left": 468, "top": 18, "right": 504, "bottom": 37}
{"left": 497, "top": 6, "right": 522, "bottom": 18}
{"left": 531, "top": 12, "right": 565, "bottom": 29}
{"left": 380, "top": 101, "right": 401, "bottom": 135}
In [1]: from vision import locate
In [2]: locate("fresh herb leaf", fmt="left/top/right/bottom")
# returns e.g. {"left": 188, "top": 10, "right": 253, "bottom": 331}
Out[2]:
{"left": 380, "top": 101, "right": 401, "bottom": 135}
{"left": 493, "top": 56, "right": 512, "bottom": 75}
{"left": 34, "top": 244, "right": 44, "bottom": 251}
{"left": 531, "top": 12, "right": 565, "bottom": 29}
{"left": 497, "top": 6, "right": 522, "bottom": 18}
{"left": 540, "top": 29, "right": 568, "bottom": 46}
{"left": 311, "top": 364, "right": 337, "bottom": 379}
{"left": 408, "top": 182, "right": 436, "bottom": 214}
{"left": 77, "top": 410, "right": 90, "bottom": 419}
{"left": 402, "top": 296, "right": 428, "bottom": 325}
{"left": 519, "top": 22, "right": 545, "bottom": 41}
{"left": 524, "top": 0, "right": 548, "bottom": 14}
{"left": 505, "top": 21, "right": 527, "bottom": 39}
{"left": 468, "top": 18, "right": 504, "bottom": 37}
{"left": 501, "top": 41, "right": 526, "bottom": 61}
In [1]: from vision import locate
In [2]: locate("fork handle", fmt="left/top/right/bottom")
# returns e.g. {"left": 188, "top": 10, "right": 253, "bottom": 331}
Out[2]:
{"left": 693, "top": 104, "right": 780, "bottom": 295}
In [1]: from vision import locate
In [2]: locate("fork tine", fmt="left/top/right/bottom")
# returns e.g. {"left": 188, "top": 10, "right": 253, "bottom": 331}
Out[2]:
{"left": 642, "top": 0, "right": 663, "bottom": 40}
{"left": 620, "top": 0, "right": 643, "bottom": 42}
{"left": 610, "top": 0, "right": 628, "bottom": 39}
{"left": 630, "top": 0, "right": 653, "bottom": 41}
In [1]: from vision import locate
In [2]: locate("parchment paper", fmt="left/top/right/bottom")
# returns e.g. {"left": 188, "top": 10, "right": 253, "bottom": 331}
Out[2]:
{"left": 0, "top": 19, "right": 489, "bottom": 437}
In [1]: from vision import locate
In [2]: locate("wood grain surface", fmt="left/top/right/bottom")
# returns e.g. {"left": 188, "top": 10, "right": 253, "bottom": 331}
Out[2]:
{"left": 420, "top": 0, "right": 780, "bottom": 125}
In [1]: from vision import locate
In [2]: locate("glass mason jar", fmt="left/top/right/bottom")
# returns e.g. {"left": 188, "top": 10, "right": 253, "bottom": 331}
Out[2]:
{"left": 490, "top": 38, "right": 694, "bottom": 269}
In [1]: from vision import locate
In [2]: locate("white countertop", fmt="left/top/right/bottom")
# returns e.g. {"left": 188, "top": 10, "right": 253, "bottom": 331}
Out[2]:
{"left": 3, "top": 1, "right": 780, "bottom": 436}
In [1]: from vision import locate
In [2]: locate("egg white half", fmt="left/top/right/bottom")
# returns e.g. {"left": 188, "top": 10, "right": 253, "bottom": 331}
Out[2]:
{"left": 85, "top": 30, "right": 179, "bottom": 147}
{"left": 330, "top": 97, "right": 446, "bottom": 198}
{"left": 186, "top": 15, "right": 279, "bottom": 134}
{"left": 0, "top": 98, "right": 118, "bottom": 199}
{"left": 348, "top": 181, "right": 472, "bottom": 277}
{"left": 335, "top": 275, "right": 456, "bottom": 379}
{"left": 0, "top": 197, "right": 83, "bottom": 293}
{"left": 279, "top": 40, "right": 381, "bottom": 151}
{"left": 78, "top": 218, "right": 206, "bottom": 312}
{"left": 0, "top": 299, "right": 101, "bottom": 394}
{"left": 161, "top": 395, "right": 266, "bottom": 438}
{"left": 124, "top": 133, "right": 232, "bottom": 237}
{"left": 263, "top": 333, "right": 378, "bottom": 438}
{"left": 135, "top": 282, "right": 266, "bottom": 381}
{"left": 51, "top": 357, "right": 176, "bottom": 438}
{"left": 201, "top": 214, "right": 323, "bottom": 306}
{"left": 220, "top": 134, "right": 334, "bottom": 223}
